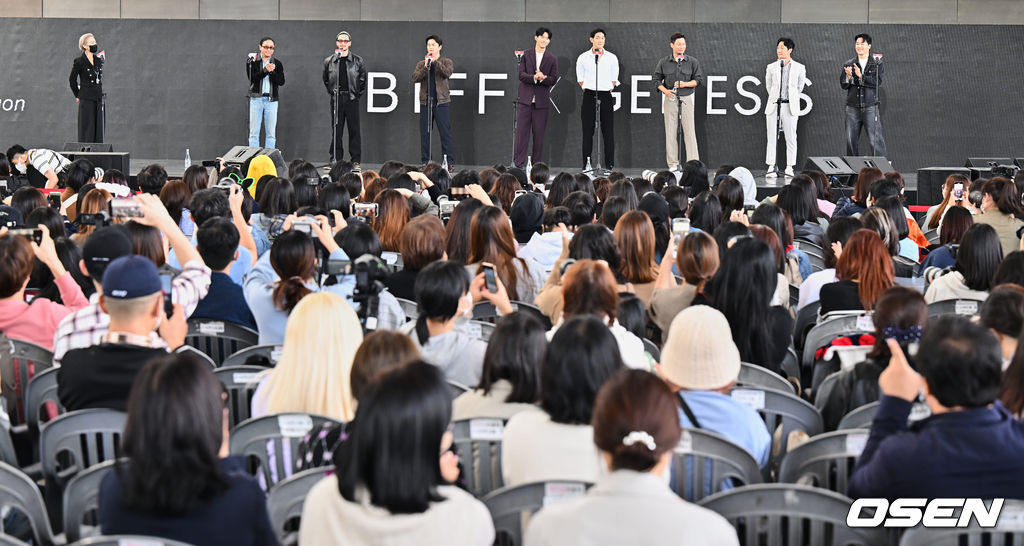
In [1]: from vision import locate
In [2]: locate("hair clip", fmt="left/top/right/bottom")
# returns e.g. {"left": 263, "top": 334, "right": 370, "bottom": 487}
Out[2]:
{"left": 622, "top": 431, "right": 656, "bottom": 451}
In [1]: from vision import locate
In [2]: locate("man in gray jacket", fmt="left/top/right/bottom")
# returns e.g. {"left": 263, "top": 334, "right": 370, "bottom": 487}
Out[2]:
{"left": 412, "top": 35, "right": 455, "bottom": 166}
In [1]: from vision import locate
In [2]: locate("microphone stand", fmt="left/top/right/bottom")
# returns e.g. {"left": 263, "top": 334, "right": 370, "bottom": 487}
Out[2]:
{"left": 770, "top": 59, "right": 785, "bottom": 180}
{"left": 584, "top": 50, "right": 607, "bottom": 177}
{"left": 330, "top": 53, "right": 340, "bottom": 163}
{"left": 511, "top": 51, "right": 523, "bottom": 166}
{"left": 426, "top": 57, "right": 434, "bottom": 163}
{"left": 675, "top": 57, "right": 685, "bottom": 173}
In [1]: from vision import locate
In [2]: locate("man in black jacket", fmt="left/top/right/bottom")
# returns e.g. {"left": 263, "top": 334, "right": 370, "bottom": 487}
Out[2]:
{"left": 247, "top": 36, "right": 285, "bottom": 150}
{"left": 841, "top": 33, "right": 886, "bottom": 157}
{"left": 323, "top": 31, "right": 367, "bottom": 170}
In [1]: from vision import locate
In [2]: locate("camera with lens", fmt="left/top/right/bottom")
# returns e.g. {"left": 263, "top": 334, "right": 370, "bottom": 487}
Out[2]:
{"left": 78, "top": 211, "right": 111, "bottom": 227}
{"left": 991, "top": 164, "right": 1020, "bottom": 180}
{"left": 327, "top": 254, "right": 388, "bottom": 332}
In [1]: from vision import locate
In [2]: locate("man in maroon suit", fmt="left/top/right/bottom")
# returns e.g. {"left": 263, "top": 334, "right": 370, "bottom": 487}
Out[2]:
{"left": 514, "top": 27, "right": 558, "bottom": 169}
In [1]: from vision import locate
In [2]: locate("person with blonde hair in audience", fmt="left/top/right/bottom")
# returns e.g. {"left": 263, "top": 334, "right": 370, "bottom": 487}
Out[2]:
{"left": 502, "top": 315, "right": 624, "bottom": 486}
{"left": 453, "top": 311, "right": 546, "bottom": 421}
{"left": 98, "top": 352, "right": 275, "bottom": 546}
{"left": 524, "top": 368, "right": 739, "bottom": 546}
{"left": 251, "top": 291, "right": 363, "bottom": 422}
{"left": 299, "top": 361, "right": 495, "bottom": 545}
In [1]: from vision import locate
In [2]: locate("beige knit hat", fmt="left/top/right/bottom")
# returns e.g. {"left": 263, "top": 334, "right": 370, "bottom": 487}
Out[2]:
{"left": 660, "top": 305, "right": 741, "bottom": 390}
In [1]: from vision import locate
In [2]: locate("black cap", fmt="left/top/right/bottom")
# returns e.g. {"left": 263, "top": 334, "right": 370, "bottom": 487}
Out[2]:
{"left": 82, "top": 225, "right": 133, "bottom": 280}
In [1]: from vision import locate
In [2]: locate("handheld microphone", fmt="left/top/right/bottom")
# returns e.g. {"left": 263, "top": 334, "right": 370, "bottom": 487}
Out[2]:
{"left": 425, "top": 54, "right": 433, "bottom": 66}
{"left": 97, "top": 50, "right": 105, "bottom": 60}
{"left": 872, "top": 53, "right": 883, "bottom": 64}
{"left": 778, "top": 58, "right": 784, "bottom": 67}
{"left": 335, "top": 49, "right": 343, "bottom": 54}
{"left": 514, "top": 49, "right": 525, "bottom": 60}
{"left": 675, "top": 55, "right": 684, "bottom": 63}
{"left": 248, "top": 52, "right": 257, "bottom": 61}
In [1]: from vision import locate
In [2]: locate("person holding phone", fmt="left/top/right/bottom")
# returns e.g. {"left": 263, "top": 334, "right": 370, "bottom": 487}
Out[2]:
{"left": 69, "top": 33, "right": 104, "bottom": 143}
{"left": 247, "top": 36, "right": 285, "bottom": 149}
{"left": 412, "top": 35, "right": 454, "bottom": 166}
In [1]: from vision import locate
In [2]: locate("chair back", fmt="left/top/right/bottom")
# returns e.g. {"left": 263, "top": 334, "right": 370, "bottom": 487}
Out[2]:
{"left": 671, "top": 428, "right": 762, "bottom": 502}
{"left": 899, "top": 500, "right": 1024, "bottom": 546}
{"left": 473, "top": 301, "right": 551, "bottom": 329}
{"left": 641, "top": 338, "right": 660, "bottom": 361}
{"left": 793, "top": 301, "right": 821, "bottom": 352}
{"left": 25, "top": 367, "right": 65, "bottom": 434}
{"left": 229, "top": 413, "right": 341, "bottom": 489}
{"left": 738, "top": 363, "right": 794, "bottom": 394}
{"left": 221, "top": 344, "right": 282, "bottom": 368}
{"left": 213, "top": 366, "right": 266, "bottom": 429}
{"left": 175, "top": 345, "right": 216, "bottom": 369}
{"left": 802, "top": 312, "right": 874, "bottom": 370}
{"left": 837, "top": 402, "right": 880, "bottom": 430}
{"left": 0, "top": 426, "right": 17, "bottom": 467}
{"left": 395, "top": 297, "right": 419, "bottom": 321}
{"left": 0, "top": 461, "right": 57, "bottom": 546}
{"left": 452, "top": 418, "right": 506, "bottom": 497}
{"left": 698, "top": 483, "right": 885, "bottom": 546}
{"left": 923, "top": 228, "right": 940, "bottom": 245}
{"left": 483, "top": 481, "right": 592, "bottom": 546}
{"left": 1, "top": 338, "right": 53, "bottom": 426}
{"left": 927, "top": 298, "right": 984, "bottom": 319}
{"left": 267, "top": 466, "right": 334, "bottom": 544}
{"left": 466, "top": 320, "right": 496, "bottom": 342}
{"left": 185, "top": 319, "right": 259, "bottom": 366}
{"left": 40, "top": 409, "right": 126, "bottom": 492}
{"left": 63, "top": 459, "right": 117, "bottom": 543}
{"left": 777, "top": 429, "right": 869, "bottom": 496}
{"left": 445, "top": 380, "right": 470, "bottom": 403}
{"left": 728, "top": 386, "right": 823, "bottom": 468}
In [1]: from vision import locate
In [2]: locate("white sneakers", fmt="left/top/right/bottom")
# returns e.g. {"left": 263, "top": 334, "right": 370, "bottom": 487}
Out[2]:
{"left": 765, "top": 165, "right": 778, "bottom": 179}
{"left": 784, "top": 166, "right": 795, "bottom": 177}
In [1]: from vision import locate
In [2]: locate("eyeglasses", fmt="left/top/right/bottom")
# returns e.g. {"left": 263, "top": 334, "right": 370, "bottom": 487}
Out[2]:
{"left": 261, "top": 45, "right": 275, "bottom": 50}
{"left": 337, "top": 39, "right": 351, "bottom": 43}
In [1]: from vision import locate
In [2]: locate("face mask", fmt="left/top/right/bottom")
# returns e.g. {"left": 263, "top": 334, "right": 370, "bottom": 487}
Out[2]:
{"left": 14, "top": 163, "right": 26, "bottom": 174}
{"left": 88, "top": 44, "right": 98, "bottom": 53}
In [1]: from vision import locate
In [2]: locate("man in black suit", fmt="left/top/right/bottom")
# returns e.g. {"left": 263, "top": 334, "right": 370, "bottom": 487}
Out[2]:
{"left": 513, "top": 27, "right": 559, "bottom": 169}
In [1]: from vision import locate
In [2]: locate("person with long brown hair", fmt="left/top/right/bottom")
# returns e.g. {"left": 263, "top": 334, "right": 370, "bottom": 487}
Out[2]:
{"left": 359, "top": 170, "right": 384, "bottom": 202}
{"left": 72, "top": 187, "right": 113, "bottom": 244}
{"left": 613, "top": 210, "right": 659, "bottom": 304}
{"left": 444, "top": 198, "right": 484, "bottom": 265}
{"left": 385, "top": 214, "right": 446, "bottom": 301}
{"left": 832, "top": 166, "right": 882, "bottom": 218}
{"left": 372, "top": 189, "right": 410, "bottom": 252}
{"left": 649, "top": 231, "right": 719, "bottom": 341}
{"left": 465, "top": 206, "right": 545, "bottom": 302}
{"left": 491, "top": 173, "right": 523, "bottom": 216}
{"left": 924, "top": 173, "right": 971, "bottom": 230}
{"left": 819, "top": 229, "right": 893, "bottom": 314}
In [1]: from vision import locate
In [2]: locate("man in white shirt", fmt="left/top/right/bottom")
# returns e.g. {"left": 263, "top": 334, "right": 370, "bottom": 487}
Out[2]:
{"left": 765, "top": 37, "right": 811, "bottom": 179}
{"left": 576, "top": 28, "right": 619, "bottom": 171}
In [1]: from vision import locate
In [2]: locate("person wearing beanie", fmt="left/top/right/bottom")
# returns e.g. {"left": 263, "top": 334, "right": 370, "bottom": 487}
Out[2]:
{"left": 57, "top": 255, "right": 188, "bottom": 412}
{"left": 658, "top": 305, "right": 771, "bottom": 467}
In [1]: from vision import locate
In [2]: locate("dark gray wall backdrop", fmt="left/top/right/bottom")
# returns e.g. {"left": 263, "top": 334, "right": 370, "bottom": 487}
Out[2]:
{"left": 1, "top": 19, "right": 1023, "bottom": 170}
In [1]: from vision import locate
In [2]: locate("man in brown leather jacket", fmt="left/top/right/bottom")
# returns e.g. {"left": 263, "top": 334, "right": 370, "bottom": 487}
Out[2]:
{"left": 412, "top": 35, "right": 454, "bottom": 167}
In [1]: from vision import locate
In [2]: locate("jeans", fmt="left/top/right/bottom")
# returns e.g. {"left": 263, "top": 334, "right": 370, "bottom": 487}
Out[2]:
{"left": 845, "top": 105, "right": 886, "bottom": 157}
{"left": 420, "top": 102, "right": 453, "bottom": 164}
{"left": 249, "top": 96, "right": 278, "bottom": 149}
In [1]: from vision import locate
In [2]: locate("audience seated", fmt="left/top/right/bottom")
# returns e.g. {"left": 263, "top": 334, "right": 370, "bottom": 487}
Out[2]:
{"left": 299, "top": 361, "right": 495, "bottom": 545}
{"left": 979, "top": 284, "right": 1024, "bottom": 368}
{"left": 649, "top": 231, "right": 719, "bottom": 340}
{"left": 918, "top": 205, "right": 972, "bottom": 274}
{"left": 613, "top": 210, "right": 659, "bottom": 304}
{"left": 637, "top": 193, "right": 672, "bottom": 263}
{"left": 329, "top": 222, "right": 406, "bottom": 329}
{"left": 524, "top": 369, "right": 739, "bottom": 546}
{"left": 372, "top": 189, "right": 410, "bottom": 252}
{"left": 660, "top": 306, "right": 771, "bottom": 466}
{"left": 58, "top": 255, "right": 187, "bottom": 411}
{"left": 465, "top": 206, "right": 545, "bottom": 303}
{"left": 849, "top": 316, "right": 1024, "bottom": 500}
{"left": 191, "top": 217, "right": 256, "bottom": 329}
{"left": 0, "top": 224, "right": 88, "bottom": 349}
{"left": 400, "top": 260, "right": 510, "bottom": 386}
{"left": 832, "top": 167, "right": 881, "bottom": 219}
{"left": 860, "top": 207, "right": 915, "bottom": 278}
{"left": 453, "top": 311, "right": 546, "bottom": 421}
{"left": 703, "top": 238, "right": 793, "bottom": 374}
{"left": 924, "top": 223, "right": 1002, "bottom": 303}
{"left": 815, "top": 286, "right": 928, "bottom": 430}
{"left": 251, "top": 292, "right": 362, "bottom": 421}
{"left": 518, "top": 206, "right": 570, "bottom": 275}
{"left": 444, "top": 198, "right": 484, "bottom": 265}
{"left": 797, "top": 217, "right": 861, "bottom": 310}
{"left": 385, "top": 214, "right": 446, "bottom": 301}
{"left": 923, "top": 174, "right": 970, "bottom": 230}
{"left": 974, "top": 177, "right": 1024, "bottom": 256}
{"left": 99, "top": 352, "right": 275, "bottom": 546}
{"left": 777, "top": 176, "right": 825, "bottom": 248}
{"left": 555, "top": 260, "right": 648, "bottom": 369}
{"left": 502, "top": 315, "right": 623, "bottom": 486}
{"left": 819, "top": 229, "right": 893, "bottom": 315}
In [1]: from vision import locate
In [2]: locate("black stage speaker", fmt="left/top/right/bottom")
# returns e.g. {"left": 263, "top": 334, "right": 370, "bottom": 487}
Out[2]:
{"left": 843, "top": 156, "right": 894, "bottom": 173}
{"left": 965, "top": 157, "right": 1012, "bottom": 168}
{"left": 62, "top": 142, "right": 114, "bottom": 152}
{"left": 804, "top": 157, "right": 854, "bottom": 176}
{"left": 916, "top": 167, "right": 971, "bottom": 206}
{"left": 222, "top": 146, "right": 287, "bottom": 178}
{"left": 1016, "top": 158, "right": 1024, "bottom": 168}
{"left": 63, "top": 151, "right": 130, "bottom": 175}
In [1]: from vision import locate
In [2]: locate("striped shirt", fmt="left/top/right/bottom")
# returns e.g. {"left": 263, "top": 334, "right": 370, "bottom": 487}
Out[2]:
{"left": 28, "top": 149, "right": 71, "bottom": 175}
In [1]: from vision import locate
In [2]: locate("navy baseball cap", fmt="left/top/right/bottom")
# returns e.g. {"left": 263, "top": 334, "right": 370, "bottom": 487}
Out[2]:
{"left": 102, "top": 255, "right": 162, "bottom": 299}
{"left": 83, "top": 225, "right": 133, "bottom": 280}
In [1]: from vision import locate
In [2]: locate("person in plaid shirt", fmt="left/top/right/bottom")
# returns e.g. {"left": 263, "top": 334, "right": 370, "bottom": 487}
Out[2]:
{"left": 52, "top": 194, "right": 211, "bottom": 365}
